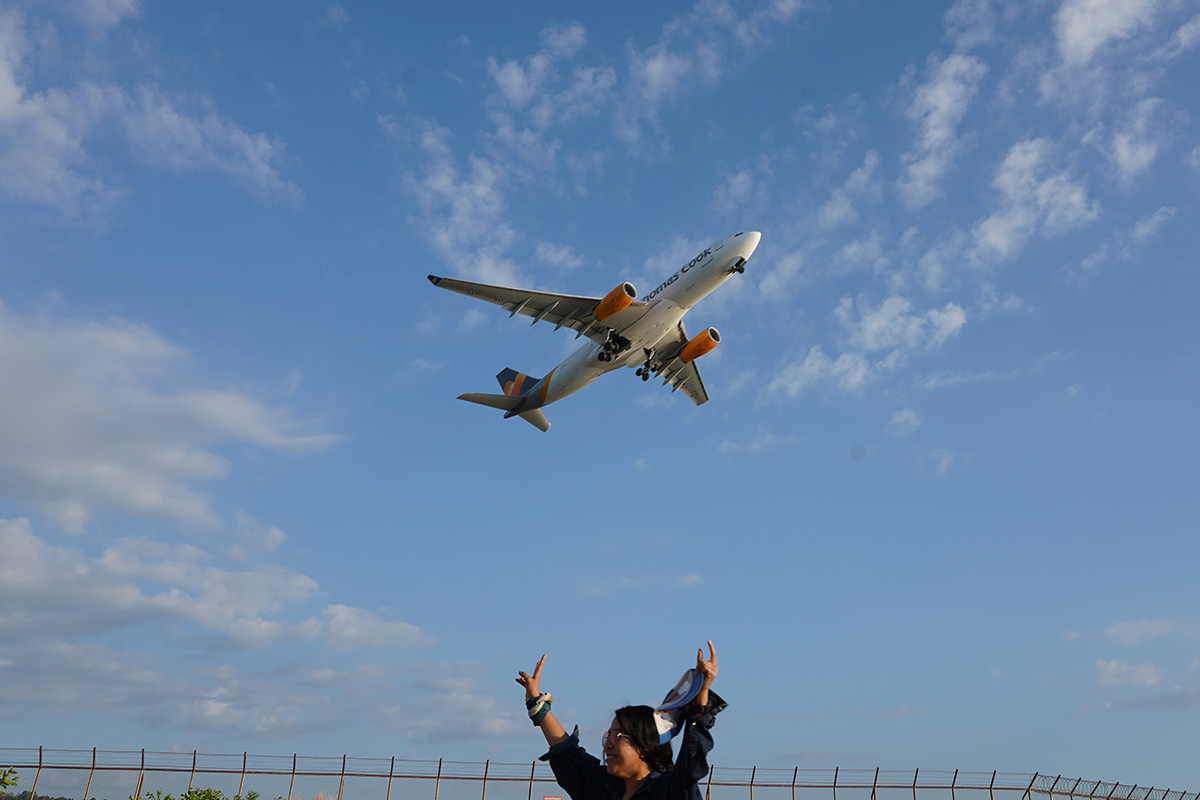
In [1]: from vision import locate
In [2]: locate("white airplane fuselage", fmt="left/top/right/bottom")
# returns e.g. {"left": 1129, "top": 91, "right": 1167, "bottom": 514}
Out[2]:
{"left": 529, "top": 231, "right": 761, "bottom": 408}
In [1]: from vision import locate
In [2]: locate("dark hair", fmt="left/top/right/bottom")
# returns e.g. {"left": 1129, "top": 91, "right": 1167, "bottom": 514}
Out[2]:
{"left": 613, "top": 705, "right": 674, "bottom": 773}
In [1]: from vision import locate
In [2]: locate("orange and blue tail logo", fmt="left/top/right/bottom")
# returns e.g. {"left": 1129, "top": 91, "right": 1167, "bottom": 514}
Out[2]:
{"left": 496, "top": 368, "right": 532, "bottom": 397}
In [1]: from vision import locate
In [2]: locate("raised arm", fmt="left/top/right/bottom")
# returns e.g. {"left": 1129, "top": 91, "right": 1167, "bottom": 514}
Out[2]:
{"left": 517, "top": 654, "right": 569, "bottom": 747}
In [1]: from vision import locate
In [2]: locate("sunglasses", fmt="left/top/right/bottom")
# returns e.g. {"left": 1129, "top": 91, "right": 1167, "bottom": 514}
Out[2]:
{"left": 601, "top": 730, "right": 634, "bottom": 749}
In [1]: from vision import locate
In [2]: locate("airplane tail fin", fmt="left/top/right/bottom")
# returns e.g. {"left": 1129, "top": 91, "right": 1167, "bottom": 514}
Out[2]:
{"left": 496, "top": 368, "right": 535, "bottom": 397}
{"left": 458, "top": 368, "right": 551, "bottom": 432}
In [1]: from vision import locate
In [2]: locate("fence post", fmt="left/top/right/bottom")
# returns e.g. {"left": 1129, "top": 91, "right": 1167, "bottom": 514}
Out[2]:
{"left": 751, "top": 766, "right": 757, "bottom": 800}
{"left": 706, "top": 764, "right": 714, "bottom": 800}
{"left": 483, "top": 760, "right": 490, "bottom": 800}
{"left": 529, "top": 761, "right": 537, "bottom": 800}
{"left": 1071, "top": 778, "right": 1082, "bottom": 800}
{"left": 31, "top": 745, "right": 43, "bottom": 800}
{"left": 1023, "top": 773, "right": 1040, "bottom": 800}
{"left": 84, "top": 747, "right": 97, "bottom": 800}
{"left": 435, "top": 758, "right": 443, "bottom": 800}
{"left": 238, "top": 752, "right": 248, "bottom": 798}
{"left": 872, "top": 767, "right": 880, "bottom": 800}
{"left": 387, "top": 757, "right": 396, "bottom": 800}
{"left": 953, "top": 769, "right": 959, "bottom": 800}
{"left": 914, "top": 769, "right": 920, "bottom": 800}
{"left": 190, "top": 750, "right": 198, "bottom": 791}
{"left": 134, "top": 748, "right": 146, "bottom": 800}
{"left": 990, "top": 771, "right": 996, "bottom": 800}
{"left": 288, "top": 754, "right": 297, "bottom": 800}
{"left": 337, "top": 754, "right": 347, "bottom": 800}
{"left": 793, "top": 766, "right": 799, "bottom": 800}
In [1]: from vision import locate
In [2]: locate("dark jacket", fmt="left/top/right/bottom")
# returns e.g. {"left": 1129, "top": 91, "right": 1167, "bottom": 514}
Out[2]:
{"left": 540, "top": 692, "right": 727, "bottom": 800}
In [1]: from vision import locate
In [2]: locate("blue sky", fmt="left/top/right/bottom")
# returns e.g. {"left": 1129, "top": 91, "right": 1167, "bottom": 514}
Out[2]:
{"left": 1, "top": 0, "right": 1198, "bottom": 791}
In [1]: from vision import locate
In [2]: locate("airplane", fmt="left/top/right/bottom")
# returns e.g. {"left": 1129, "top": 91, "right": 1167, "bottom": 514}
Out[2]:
{"left": 427, "top": 230, "right": 761, "bottom": 431}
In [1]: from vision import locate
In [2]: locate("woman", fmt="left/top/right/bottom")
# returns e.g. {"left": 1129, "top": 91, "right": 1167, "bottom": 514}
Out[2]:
{"left": 516, "top": 641, "right": 724, "bottom": 800}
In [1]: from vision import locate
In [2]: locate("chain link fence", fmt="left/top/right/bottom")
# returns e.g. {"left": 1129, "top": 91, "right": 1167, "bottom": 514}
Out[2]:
{"left": 1, "top": 749, "right": 1194, "bottom": 800}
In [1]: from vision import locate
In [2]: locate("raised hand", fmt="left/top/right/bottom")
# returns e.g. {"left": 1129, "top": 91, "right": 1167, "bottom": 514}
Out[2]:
{"left": 516, "top": 654, "right": 546, "bottom": 699}
{"left": 695, "top": 640, "right": 717, "bottom": 705}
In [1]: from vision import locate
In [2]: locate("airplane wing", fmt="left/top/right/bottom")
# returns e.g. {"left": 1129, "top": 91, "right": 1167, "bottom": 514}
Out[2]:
{"left": 652, "top": 321, "right": 710, "bottom": 406}
{"left": 427, "top": 275, "right": 653, "bottom": 346}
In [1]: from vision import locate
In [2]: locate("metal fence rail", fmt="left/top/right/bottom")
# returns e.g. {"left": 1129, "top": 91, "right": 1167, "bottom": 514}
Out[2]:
{"left": 0, "top": 748, "right": 1194, "bottom": 800}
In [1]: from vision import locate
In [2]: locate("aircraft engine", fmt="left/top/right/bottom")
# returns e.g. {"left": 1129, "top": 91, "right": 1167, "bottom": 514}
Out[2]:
{"left": 680, "top": 327, "right": 721, "bottom": 362}
{"left": 594, "top": 282, "right": 637, "bottom": 321}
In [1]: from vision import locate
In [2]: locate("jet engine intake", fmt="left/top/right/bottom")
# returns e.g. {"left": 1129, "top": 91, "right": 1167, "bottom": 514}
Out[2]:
{"left": 594, "top": 282, "right": 637, "bottom": 321}
{"left": 680, "top": 327, "right": 721, "bottom": 363}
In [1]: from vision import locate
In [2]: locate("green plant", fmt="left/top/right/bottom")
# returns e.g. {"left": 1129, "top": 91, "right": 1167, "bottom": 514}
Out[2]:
{"left": 130, "top": 790, "right": 275, "bottom": 800}
{"left": 0, "top": 768, "right": 17, "bottom": 789}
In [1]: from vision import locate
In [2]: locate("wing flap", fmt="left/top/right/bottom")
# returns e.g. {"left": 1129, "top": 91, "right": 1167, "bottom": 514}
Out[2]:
{"left": 429, "top": 274, "right": 653, "bottom": 344}
{"left": 655, "top": 321, "right": 709, "bottom": 406}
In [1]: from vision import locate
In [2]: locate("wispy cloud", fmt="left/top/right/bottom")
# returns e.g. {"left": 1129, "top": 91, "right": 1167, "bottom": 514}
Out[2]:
{"left": 0, "top": 10, "right": 302, "bottom": 219}
{"left": 1104, "top": 620, "right": 1175, "bottom": 647}
{"left": 898, "top": 53, "right": 989, "bottom": 209}
{"left": 0, "top": 300, "right": 337, "bottom": 532}
{"left": 971, "top": 138, "right": 1100, "bottom": 266}
{"left": 1096, "top": 658, "right": 1161, "bottom": 688}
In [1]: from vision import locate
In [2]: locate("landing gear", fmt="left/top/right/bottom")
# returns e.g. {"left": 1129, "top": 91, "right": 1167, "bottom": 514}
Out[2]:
{"left": 635, "top": 349, "right": 657, "bottom": 382}
{"left": 597, "top": 333, "right": 630, "bottom": 362}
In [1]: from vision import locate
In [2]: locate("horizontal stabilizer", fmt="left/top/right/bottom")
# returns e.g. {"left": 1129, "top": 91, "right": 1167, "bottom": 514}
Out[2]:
{"left": 458, "top": 392, "right": 522, "bottom": 411}
{"left": 458, "top": 392, "right": 551, "bottom": 432}
{"left": 518, "top": 408, "right": 551, "bottom": 432}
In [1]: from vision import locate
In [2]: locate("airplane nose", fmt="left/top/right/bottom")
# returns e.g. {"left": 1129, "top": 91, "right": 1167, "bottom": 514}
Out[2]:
{"left": 743, "top": 231, "right": 762, "bottom": 255}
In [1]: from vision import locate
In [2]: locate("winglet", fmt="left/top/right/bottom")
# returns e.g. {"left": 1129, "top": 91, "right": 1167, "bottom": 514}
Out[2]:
{"left": 428, "top": 275, "right": 442, "bottom": 285}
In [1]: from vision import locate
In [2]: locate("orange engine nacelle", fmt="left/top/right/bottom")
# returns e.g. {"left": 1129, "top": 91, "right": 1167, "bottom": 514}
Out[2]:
{"left": 680, "top": 327, "right": 721, "bottom": 363}
{"left": 594, "top": 282, "right": 637, "bottom": 321}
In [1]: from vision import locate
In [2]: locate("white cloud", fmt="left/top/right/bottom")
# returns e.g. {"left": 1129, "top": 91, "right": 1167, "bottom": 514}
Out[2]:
{"left": 715, "top": 428, "right": 802, "bottom": 455}
{"left": 1071, "top": 206, "right": 1176, "bottom": 277}
{"left": 1096, "top": 658, "right": 1162, "bottom": 687}
{"left": 0, "top": 11, "right": 120, "bottom": 217}
{"left": 0, "top": 10, "right": 302, "bottom": 217}
{"left": 713, "top": 165, "right": 772, "bottom": 218}
{"left": 403, "top": 120, "right": 523, "bottom": 285}
{"left": 765, "top": 345, "right": 876, "bottom": 399}
{"left": 887, "top": 408, "right": 924, "bottom": 438}
{"left": 534, "top": 241, "right": 585, "bottom": 270}
{"left": 944, "top": 0, "right": 997, "bottom": 52}
{"left": 757, "top": 249, "right": 806, "bottom": 301}
{"left": 1104, "top": 620, "right": 1175, "bottom": 647}
{"left": 897, "top": 53, "right": 989, "bottom": 209}
{"left": 322, "top": 604, "right": 429, "bottom": 648}
{"left": 1106, "top": 97, "right": 1167, "bottom": 185}
{"left": 835, "top": 295, "right": 966, "bottom": 353}
{"left": 765, "top": 296, "right": 965, "bottom": 401}
{"left": 1154, "top": 13, "right": 1200, "bottom": 60}
{"left": 925, "top": 447, "right": 957, "bottom": 476}
{"left": 120, "top": 86, "right": 303, "bottom": 206}
{"left": 318, "top": 2, "right": 349, "bottom": 29}
{"left": 971, "top": 138, "right": 1100, "bottom": 266}
{"left": 615, "top": 0, "right": 804, "bottom": 147}
{"left": 820, "top": 150, "right": 881, "bottom": 229}
{"left": 0, "top": 301, "right": 338, "bottom": 532}
{"left": 0, "top": 516, "right": 427, "bottom": 655}
{"left": 67, "top": 0, "right": 142, "bottom": 30}
{"left": 1055, "top": 0, "right": 1169, "bottom": 67}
